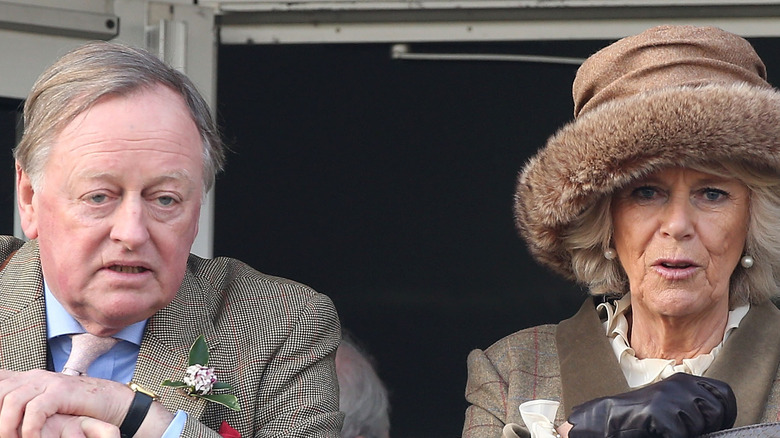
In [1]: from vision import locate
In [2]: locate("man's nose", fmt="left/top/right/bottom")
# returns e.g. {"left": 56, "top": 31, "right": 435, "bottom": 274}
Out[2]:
{"left": 110, "top": 197, "right": 150, "bottom": 250}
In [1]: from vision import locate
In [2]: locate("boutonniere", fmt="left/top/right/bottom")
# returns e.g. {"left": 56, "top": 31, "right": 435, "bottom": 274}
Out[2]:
{"left": 162, "top": 335, "right": 241, "bottom": 411}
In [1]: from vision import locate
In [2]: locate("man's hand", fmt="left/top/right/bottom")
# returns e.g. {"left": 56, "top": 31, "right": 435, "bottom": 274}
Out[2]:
{"left": 0, "top": 369, "right": 173, "bottom": 438}
{"left": 42, "top": 415, "right": 119, "bottom": 438}
{"left": 0, "top": 369, "right": 130, "bottom": 437}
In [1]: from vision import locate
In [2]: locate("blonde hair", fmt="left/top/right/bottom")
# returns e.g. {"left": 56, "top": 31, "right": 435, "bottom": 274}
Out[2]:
{"left": 564, "top": 161, "right": 780, "bottom": 307}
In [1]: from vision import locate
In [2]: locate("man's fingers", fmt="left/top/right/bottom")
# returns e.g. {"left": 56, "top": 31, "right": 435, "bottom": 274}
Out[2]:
{"left": 75, "top": 417, "right": 121, "bottom": 438}
{"left": 0, "top": 369, "right": 129, "bottom": 438}
{"left": 0, "top": 379, "right": 48, "bottom": 438}
{"left": 43, "top": 414, "right": 120, "bottom": 438}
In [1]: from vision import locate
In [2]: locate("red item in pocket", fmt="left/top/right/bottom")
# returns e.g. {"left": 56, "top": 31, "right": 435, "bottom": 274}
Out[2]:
{"left": 219, "top": 421, "right": 241, "bottom": 438}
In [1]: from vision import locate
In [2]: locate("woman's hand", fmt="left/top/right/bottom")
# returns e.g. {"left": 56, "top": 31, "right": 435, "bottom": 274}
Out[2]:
{"left": 557, "top": 421, "right": 573, "bottom": 438}
{"left": 567, "top": 372, "right": 737, "bottom": 437}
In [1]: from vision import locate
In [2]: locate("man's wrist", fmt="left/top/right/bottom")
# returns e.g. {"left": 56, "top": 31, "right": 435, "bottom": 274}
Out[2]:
{"left": 133, "top": 401, "right": 176, "bottom": 438}
{"left": 120, "top": 382, "right": 157, "bottom": 438}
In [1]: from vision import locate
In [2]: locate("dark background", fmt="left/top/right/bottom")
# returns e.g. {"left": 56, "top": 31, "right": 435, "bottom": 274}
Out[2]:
{"left": 0, "top": 97, "right": 19, "bottom": 234}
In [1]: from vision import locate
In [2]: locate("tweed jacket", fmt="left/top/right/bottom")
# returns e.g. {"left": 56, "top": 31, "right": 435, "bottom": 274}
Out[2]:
{"left": 463, "top": 298, "right": 780, "bottom": 438}
{"left": 0, "top": 236, "right": 343, "bottom": 437}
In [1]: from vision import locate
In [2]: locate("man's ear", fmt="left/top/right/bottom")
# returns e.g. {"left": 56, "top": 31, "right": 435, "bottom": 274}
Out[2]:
{"left": 16, "top": 162, "right": 39, "bottom": 239}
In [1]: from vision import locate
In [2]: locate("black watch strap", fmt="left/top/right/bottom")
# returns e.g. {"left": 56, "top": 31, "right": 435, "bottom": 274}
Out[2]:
{"left": 120, "top": 382, "right": 157, "bottom": 438}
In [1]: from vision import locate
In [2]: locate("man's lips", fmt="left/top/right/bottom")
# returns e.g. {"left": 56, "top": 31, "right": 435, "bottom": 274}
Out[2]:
{"left": 104, "top": 259, "right": 151, "bottom": 274}
{"left": 107, "top": 265, "right": 149, "bottom": 274}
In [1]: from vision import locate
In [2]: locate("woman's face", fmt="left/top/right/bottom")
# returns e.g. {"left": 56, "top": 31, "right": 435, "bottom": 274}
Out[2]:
{"left": 611, "top": 167, "right": 750, "bottom": 320}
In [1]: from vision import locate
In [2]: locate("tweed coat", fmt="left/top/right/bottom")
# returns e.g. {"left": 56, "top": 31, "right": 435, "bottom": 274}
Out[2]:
{"left": 0, "top": 236, "right": 343, "bottom": 437}
{"left": 463, "top": 298, "right": 780, "bottom": 438}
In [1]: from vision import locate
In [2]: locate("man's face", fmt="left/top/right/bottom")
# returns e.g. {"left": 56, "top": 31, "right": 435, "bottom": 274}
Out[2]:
{"left": 17, "top": 84, "right": 204, "bottom": 336}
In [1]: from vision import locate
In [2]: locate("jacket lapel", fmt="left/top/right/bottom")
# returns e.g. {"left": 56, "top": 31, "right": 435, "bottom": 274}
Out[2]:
{"left": 556, "top": 298, "right": 630, "bottom": 417}
{"left": 705, "top": 302, "right": 780, "bottom": 426}
{"left": 0, "top": 240, "right": 47, "bottom": 371}
{"left": 131, "top": 264, "right": 219, "bottom": 422}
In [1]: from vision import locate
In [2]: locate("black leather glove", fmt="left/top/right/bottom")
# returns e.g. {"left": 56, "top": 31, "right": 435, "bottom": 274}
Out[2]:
{"left": 568, "top": 372, "right": 737, "bottom": 438}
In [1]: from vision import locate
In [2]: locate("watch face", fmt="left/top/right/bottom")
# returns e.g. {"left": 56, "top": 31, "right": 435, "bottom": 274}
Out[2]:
{"left": 128, "top": 381, "right": 158, "bottom": 399}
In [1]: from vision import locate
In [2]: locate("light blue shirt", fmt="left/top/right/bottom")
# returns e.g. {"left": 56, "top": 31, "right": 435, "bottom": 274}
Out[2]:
{"left": 45, "top": 285, "right": 187, "bottom": 436}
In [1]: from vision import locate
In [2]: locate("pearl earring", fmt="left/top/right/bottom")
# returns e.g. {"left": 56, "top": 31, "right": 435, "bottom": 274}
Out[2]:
{"left": 604, "top": 248, "right": 617, "bottom": 260}
{"left": 740, "top": 255, "right": 754, "bottom": 269}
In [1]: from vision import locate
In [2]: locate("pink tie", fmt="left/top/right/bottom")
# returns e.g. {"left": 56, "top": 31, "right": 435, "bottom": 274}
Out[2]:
{"left": 61, "top": 333, "right": 119, "bottom": 376}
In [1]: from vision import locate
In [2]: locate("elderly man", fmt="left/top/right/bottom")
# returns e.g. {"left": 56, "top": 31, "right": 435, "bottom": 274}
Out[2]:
{"left": 0, "top": 41, "right": 342, "bottom": 436}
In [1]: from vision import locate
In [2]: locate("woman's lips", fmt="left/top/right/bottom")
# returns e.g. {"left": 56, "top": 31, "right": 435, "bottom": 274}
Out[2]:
{"left": 653, "top": 259, "right": 699, "bottom": 280}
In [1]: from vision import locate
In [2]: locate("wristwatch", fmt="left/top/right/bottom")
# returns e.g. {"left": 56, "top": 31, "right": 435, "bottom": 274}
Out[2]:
{"left": 120, "top": 382, "right": 158, "bottom": 438}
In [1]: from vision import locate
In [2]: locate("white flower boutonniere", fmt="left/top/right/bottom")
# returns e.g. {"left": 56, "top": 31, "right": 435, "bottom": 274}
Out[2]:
{"left": 162, "top": 335, "right": 241, "bottom": 411}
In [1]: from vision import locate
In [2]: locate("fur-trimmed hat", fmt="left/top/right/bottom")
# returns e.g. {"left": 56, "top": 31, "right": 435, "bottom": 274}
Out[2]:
{"left": 514, "top": 25, "right": 780, "bottom": 280}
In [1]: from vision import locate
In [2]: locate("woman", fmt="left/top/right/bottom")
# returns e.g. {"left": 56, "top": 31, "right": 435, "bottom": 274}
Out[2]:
{"left": 463, "top": 25, "right": 780, "bottom": 438}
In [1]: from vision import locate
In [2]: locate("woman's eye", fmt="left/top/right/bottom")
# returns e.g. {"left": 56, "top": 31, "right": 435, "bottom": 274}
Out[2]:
{"left": 703, "top": 188, "right": 728, "bottom": 201}
{"left": 631, "top": 186, "right": 657, "bottom": 199}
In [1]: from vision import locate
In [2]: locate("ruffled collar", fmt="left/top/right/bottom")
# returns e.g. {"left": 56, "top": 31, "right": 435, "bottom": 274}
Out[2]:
{"left": 597, "top": 294, "right": 749, "bottom": 388}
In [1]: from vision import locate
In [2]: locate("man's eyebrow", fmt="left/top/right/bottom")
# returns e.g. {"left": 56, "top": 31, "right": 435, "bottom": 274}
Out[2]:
{"left": 147, "top": 171, "right": 194, "bottom": 185}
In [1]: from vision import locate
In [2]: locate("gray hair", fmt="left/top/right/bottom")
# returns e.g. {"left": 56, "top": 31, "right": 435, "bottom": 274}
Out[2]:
{"left": 336, "top": 335, "right": 391, "bottom": 438}
{"left": 14, "top": 41, "right": 225, "bottom": 192}
{"left": 564, "top": 161, "right": 780, "bottom": 308}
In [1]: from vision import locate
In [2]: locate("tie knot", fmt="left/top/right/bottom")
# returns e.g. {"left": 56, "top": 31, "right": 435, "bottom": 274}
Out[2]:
{"left": 62, "top": 333, "right": 119, "bottom": 376}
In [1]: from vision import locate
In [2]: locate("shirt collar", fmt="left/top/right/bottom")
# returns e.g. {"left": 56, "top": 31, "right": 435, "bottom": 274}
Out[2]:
{"left": 598, "top": 293, "right": 750, "bottom": 387}
{"left": 44, "top": 281, "right": 146, "bottom": 346}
